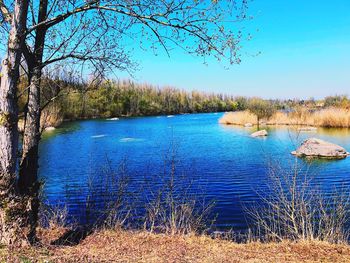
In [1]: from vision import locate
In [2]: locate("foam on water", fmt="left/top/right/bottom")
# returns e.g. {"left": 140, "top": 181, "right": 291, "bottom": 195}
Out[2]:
{"left": 91, "top": 134, "right": 106, "bottom": 138}
{"left": 119, "top": 137, "right": 143, "bottom": 142}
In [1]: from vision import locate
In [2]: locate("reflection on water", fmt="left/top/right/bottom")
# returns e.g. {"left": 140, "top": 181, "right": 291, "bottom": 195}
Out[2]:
{"left": 318, "top": 127, "right": 350, "bottom": 138}
{"left": 39, "top": 113, "right": 350, "bottom": 231}
{"left": 41, "top": 122, "right": 81, "bottom": 140}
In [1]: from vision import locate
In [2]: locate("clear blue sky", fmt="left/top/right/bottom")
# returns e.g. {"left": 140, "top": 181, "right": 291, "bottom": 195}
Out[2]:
{"left": 118, "top": 0, "right": 350, "bottom": 99}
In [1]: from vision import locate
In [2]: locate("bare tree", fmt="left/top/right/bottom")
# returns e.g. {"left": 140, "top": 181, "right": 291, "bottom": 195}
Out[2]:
{"left": 0, "top": 0, "right": 249, "bottom": 244}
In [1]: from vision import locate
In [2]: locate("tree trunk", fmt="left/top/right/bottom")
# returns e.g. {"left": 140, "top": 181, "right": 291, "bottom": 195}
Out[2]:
{"left": 18, "top": 0, "right": 48, "bottom": 244}
{"left": 18, "top": 69, "right": 41, "bottom": 243}
{"left": 19, "top": 70, "right": 41, "bottom": 190}
{"left": 0, "top": 0, "right": 29, "bottom": 245}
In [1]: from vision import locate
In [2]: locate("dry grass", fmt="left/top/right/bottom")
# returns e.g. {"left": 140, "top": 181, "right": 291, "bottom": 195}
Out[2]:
{"left": 219, "top": 111, "right": 257, "bottom": 125}
{"left": 2, "top": 229, "right": 350, "bottom": 262}
{"left": 220, "top": 108, "right": 350, "bottom": 128}
{"left": 313, "top": 108, "right": 350, "bottom": 127}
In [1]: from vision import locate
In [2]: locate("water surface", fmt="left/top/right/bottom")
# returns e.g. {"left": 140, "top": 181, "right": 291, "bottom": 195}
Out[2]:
{"left": 39, "top": 113, "right": 350, "bottom": 230}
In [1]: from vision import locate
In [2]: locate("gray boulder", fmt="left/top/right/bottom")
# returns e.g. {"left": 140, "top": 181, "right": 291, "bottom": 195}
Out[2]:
{"left": 251, "top": 129, "right": 268, "bottom": 137}
{"left": 292, "top": 138, "right": 349, "bottom": 159}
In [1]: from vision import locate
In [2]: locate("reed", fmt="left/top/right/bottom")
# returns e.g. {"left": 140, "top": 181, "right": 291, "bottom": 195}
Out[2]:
{"left": 219, "top": 111, "right": 256, "bottom": 125}
{"left": 220, "top": 108, "right": 350, "bottom": 128}
{"left": 313, "top": 108, "right": 350, "bottom": 127}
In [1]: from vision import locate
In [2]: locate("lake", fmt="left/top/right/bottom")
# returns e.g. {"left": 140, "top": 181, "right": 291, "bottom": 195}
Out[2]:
{"left": 39, "top": 113, "right": 350, "bottom": 231}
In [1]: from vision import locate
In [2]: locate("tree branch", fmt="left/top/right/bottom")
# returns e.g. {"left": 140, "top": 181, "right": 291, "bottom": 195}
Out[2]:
{"left": 26, "top": 0, "right": 101, "bottom": 34}
{"left": 0, "top": 0, "right": 11, "bottom": 23}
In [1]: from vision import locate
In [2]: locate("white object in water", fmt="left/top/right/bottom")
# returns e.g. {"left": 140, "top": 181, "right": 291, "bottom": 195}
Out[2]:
{"left": 107, "top": 117, "right": 119, "bottom": 121}
{"left": 119, "top": 137, "right": 143, "bottom": 142}
{"left": 91, "top": 134, "right": 106, "bottom": 138}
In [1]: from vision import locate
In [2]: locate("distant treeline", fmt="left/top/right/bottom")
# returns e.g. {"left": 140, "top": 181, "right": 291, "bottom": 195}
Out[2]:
{"left": 64, "top": 80, "right": 240, "bottom": 118}
{"left": 25, "top": 79, "right": 246, "bottom": 121}
{"left": 17, "top": 76, "right": 350, "bottom": 125}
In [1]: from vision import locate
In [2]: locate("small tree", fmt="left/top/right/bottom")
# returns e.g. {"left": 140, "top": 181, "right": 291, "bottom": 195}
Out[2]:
{"left": 248, "top": 98, "right": 275, "bottom": 129}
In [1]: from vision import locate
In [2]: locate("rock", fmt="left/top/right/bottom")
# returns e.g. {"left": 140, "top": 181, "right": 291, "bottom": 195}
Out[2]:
{"left": 45, "top": 126, "right": 56, "bottom": 132}
{"left": 244, "top": 123, "right": 253, "bottom": 127}
{"left": 251, "top": 129, "right": 268, "bottom": 137}
{"left": 292, "top": 138, "right": 349, "bottom": 159}
{"left": 298, "top": 127, "right": 317, "bottom": 132}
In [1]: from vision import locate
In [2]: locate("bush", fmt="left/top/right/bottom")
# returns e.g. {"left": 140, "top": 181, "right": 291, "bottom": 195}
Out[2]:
{"left": 249, "top": 160, "right": 350, "bottom": 243}
{"left": 324, "top": 95, "right": 349, "bottom": 109}
{"left": 143, "top": 145, "right": 214, "bottom": 235}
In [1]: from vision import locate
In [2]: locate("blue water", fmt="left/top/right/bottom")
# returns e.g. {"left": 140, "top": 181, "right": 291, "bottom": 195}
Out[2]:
{"left": 39, "top": 113, "right": 350, "bottom": 230}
